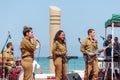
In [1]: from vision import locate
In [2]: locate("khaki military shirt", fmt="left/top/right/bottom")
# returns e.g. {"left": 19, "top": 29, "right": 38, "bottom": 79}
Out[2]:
{"left": 3, "top": 50, "right": 14, "bottom": 65}
{"left": 20, "top": 37, "right": 37, "bottom": 59}
{"left": 52, "top": 41, "right": 68, "bottom": 56}
{"left": 80, "top": 37, "right": 98, "bottom": 54}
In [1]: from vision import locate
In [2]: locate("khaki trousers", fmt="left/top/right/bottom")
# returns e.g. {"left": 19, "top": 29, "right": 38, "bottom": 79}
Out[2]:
{"left": 84, "top": 58, "right": 99, "bottom": 80}
{"left": 54, "top": 57, "right": 67, "bottom": 80}
{"left": 21, "top": 58, "right": 33, "bottom": 80}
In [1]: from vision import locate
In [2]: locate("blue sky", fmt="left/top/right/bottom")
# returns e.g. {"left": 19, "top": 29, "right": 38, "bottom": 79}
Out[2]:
{"left": 0, "top": 0, "right": 120, "bottom": 57}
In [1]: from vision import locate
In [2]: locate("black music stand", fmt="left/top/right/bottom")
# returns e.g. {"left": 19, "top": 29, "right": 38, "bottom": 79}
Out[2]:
{"left": 1, "top": 32, "right": 11, "bottom": 79}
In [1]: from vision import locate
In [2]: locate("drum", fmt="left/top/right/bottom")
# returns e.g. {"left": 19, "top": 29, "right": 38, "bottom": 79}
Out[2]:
{"left": 15, "top": 60, "right": 21, "bottom": 66}
{"left": 9, "top": 69, "right": 21, "bottom": 80}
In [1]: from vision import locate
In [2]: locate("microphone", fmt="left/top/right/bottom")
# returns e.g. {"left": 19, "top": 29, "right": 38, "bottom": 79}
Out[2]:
{"left": 33, "top": 36, "right": 40, "bottom": 44}
{"left": 37, "top": 40, "right": 40, "bottom": 43}
{"left": 8, "top": 31, "right": 11, "bottom": 39}
{"left": 78, "top": 37, "right": 81, "bottom": 44}
{"left": 100, "top": 36, "right": 105, "bottom": 40}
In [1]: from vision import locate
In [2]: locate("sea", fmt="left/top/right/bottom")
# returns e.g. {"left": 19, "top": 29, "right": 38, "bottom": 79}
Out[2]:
{"left": 34, "top": 57, "right": 85, "bottom": 74}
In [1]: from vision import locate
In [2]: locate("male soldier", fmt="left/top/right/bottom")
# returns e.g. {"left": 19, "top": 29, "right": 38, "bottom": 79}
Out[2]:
{"left": 80, "top": 29, "right": 104, "bottom": 80}
{"left": 3, "top": 42, "right": 15, "bottom": 74}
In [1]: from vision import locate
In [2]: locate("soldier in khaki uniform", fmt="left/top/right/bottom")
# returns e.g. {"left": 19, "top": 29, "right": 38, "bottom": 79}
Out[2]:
{"left": 52, "top": 30, "right": 67, "bottom": 80}
{"left": 20, "top": 26, "right": 39, "bottom": 80}
{"left": 80, "top": 29, "right": 104, "bottom": 80}
{"left": 3, "top": 42, "right": 15, "bottom": 77}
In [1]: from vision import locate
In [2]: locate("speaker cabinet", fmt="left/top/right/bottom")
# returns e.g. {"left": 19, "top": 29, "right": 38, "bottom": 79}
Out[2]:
{"left": 67, "top": 73, "right": 82, "bottom": 80}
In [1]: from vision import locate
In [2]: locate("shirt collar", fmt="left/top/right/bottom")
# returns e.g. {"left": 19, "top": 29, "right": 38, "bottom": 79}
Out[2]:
{"left": 87, "top": 37, "right": 95, "bottom": 41}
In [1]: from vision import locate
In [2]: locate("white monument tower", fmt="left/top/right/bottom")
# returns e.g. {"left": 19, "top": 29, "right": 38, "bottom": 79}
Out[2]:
{"left": 49, "top": 6, "right": 61, "bottom": 73}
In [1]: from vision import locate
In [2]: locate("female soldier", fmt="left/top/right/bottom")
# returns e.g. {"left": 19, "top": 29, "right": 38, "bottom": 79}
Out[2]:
{"left": 20, "top": 26, "right": 39, "bottom": 80}
{"left": 52, "top": 30, "right": 68, "bottom": 80}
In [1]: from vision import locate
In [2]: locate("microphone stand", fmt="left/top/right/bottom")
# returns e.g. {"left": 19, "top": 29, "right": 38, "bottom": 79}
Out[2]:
{"left": 1, "top": 33, "right": 11, "bottom": 79}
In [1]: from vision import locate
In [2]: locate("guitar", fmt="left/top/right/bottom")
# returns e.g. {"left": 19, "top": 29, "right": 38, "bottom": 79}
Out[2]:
{"left": 83, "top": 49, "right": 103, "bottom": 63}
{"left": 84, "top": 44, "right": 111, "bottom": 63}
